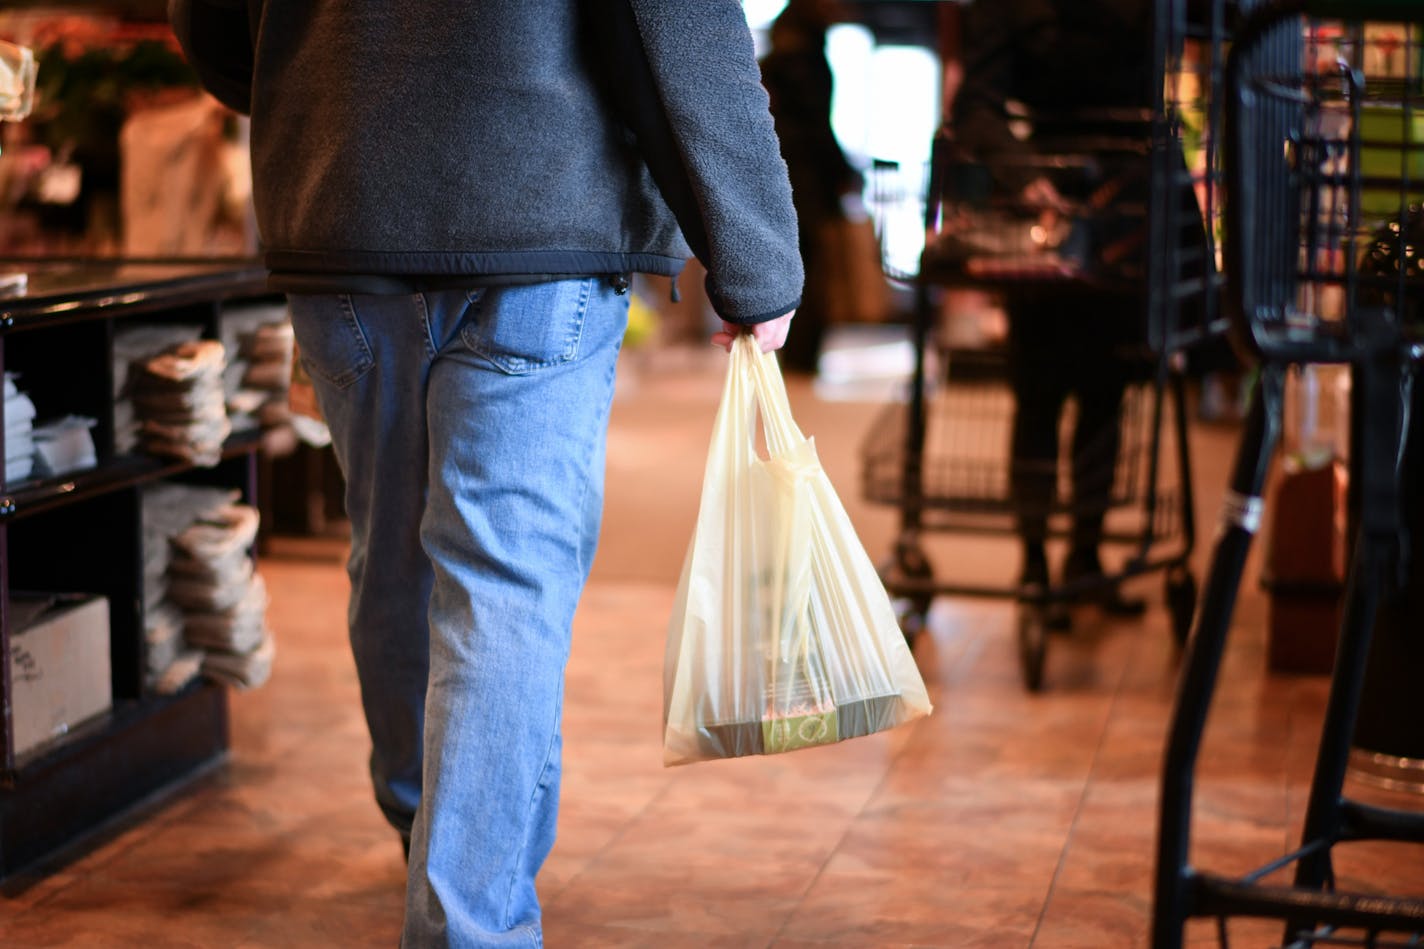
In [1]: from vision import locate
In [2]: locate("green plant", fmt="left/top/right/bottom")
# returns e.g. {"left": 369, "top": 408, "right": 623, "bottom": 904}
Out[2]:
{"left": 32, "top": 37, "right": 196, "bottom": 172}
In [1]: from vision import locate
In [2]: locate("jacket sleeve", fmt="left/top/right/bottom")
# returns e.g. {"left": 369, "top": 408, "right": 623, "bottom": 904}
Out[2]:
{"left": 615, "top": 0, "right": 804, "bottom": 325}
{"left": 168, "top": 0, "right": 254, "bottom": 115}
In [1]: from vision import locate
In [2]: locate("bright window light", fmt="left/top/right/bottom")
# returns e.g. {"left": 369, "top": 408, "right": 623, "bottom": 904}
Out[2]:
{"left": 864, "top": 45, "right": 940, "bottom": 165}
{"left": 744, "top": 0, "right": 788, "bottom": 32}
{"left": 827, "top": 24, "right": 876, "bottom": 167}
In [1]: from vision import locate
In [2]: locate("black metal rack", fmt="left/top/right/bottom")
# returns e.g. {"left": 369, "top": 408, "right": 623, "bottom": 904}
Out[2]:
{"left": 1154, "top": 2, "right": 1424, "bottom": 944}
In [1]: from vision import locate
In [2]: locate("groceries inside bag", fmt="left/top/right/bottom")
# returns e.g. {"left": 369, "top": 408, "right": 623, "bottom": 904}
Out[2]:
{"left": 663, "top": 335, "right": 932, "bottom": 766}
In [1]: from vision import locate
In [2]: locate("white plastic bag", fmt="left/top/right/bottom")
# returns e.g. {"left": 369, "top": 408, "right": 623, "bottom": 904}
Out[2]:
{"left": 663, "top": 335, "right": 932, "bottom": 766}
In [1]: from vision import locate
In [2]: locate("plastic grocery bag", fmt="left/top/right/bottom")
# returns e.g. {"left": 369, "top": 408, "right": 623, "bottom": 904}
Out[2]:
{"left": 663, "top": 335, "right": 932, "bottom": 766}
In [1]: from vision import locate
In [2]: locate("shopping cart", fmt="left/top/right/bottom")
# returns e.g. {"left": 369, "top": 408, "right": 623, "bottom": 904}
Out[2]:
{"left": 861, "top": 0, "right": 1225, "bottom": 691}
{"left": 1154, "top": 2, "right": 1424, "bottom": 945}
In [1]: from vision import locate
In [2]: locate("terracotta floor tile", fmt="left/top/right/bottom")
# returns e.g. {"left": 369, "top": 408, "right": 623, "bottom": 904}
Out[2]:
{"left": 1052, "top": 786, "right": 1158, "bottom": 894}
{"left": 826, "top": 811, "right": 1070, "bottom": 892}
{"left": 543, "top": 920, "right": 771, "bottom": 949}
{"left": 648, "top": 744, "right": 897, "bottom": 820}
{"left": 1182, "top": 916, "right": 1292, "bottom": 948}
{"left": 1033, "top": 887, "right": 1151, "bottom": 948}
{"left": 545, "top": 883, "right": 793, "bottom": 943}
{"left": 779, "top": 865, "right": 1043, "bottom": 947}
{"left": 581, "top": 811, "right": 849, "bottom": 883}
{"left": 770, "top": 940, "right": 945, "bottom": 949}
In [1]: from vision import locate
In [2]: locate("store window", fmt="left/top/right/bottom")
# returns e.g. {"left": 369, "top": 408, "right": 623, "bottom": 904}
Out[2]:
{"left": 748, "top": 2, "right": 939, "bottom": 165}
{"left": 747, "top": 3, "right": 940, "bottom": 287}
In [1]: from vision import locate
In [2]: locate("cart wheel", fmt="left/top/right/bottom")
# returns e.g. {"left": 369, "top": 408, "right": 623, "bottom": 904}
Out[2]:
{"left": 892, "top": 585, "right": 934, "bottom": 644}
{"left": 894, "top": 599, "right": 930, "bottom": 643}
{"left": 1016, "top": 604, "right": 1047, "bottom": 692}
{"left": 880, "top": 545, "right": 934, "bottom": 643}
{"left": 1164, "top": 567, "right": 1197, "bottom": 647}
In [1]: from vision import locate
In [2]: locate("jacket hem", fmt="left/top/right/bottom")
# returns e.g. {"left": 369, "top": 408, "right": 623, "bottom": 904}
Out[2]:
{"left": 263, "top": 248, "right": 687, "bottom": 279}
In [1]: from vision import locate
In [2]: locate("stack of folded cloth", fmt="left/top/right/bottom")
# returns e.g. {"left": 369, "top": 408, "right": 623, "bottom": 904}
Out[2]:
{"left": 128, "top": 339, "right": 231, "bottom": 466}
{"left": 6, "top": 378, "right": 99, "bottom": 483}
{"left": 3, "top": 372, "right": 35, "bottom": 483}
{"left": 169, "top": 494, "right": 273, "bottom": 689}
{"left": 142, "top": 483, "right": 274, "bottom": 693}
{"left": 141, "top": 483, "right": 211, "bottom": 690}
{"left": 113, "top": 324, "right": 205, "bottom": 455}
{"left": 219, "top": 303, "right": 295, "bottom": 444}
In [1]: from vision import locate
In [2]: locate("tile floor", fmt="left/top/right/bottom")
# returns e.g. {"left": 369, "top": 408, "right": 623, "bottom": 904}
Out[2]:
{"left": 4, "top": 342, "right": 1423, "bottom": 948}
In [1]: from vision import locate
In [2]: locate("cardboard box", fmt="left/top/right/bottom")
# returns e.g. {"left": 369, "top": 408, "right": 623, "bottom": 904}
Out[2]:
{"left": 8, "top": 594, "right": 112, "bottom": 757}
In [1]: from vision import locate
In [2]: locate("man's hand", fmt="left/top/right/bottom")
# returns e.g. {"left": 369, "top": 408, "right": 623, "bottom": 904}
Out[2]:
{"left": 710, "top": 311, "right": 795, "bottom": 353}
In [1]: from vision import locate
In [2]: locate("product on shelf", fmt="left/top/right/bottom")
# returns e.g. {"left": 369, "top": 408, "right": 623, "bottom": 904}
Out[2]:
{"left": 0, "top": 259, "right": 273, "bottom": 881}
{"left": 3, "top": 371, "right": 36, "bottom": 482}
{"left": 7, "top": 593, "right": 112, "bottom": 757}
{"left": 113, "top": 323, "right": 205, "bottom": 454}
{"left": 30, "top": 415, "right": 96, "bottom": 477}
{"left": 128, "top": 338, "right": 231, "bottom": 466}
{"left": 201, "top": 633, "right": 275, "bottom": 690}
{"left": 140, "top": 482, "right": 273, "bottom": 692}
{"left": 0, "top": 38, "right": 37, "bottom": 123}
{"left": 151, "top": 648, "right": 204, "bottom": 696}
{"left": 143, "top": 598, "right": 185, "bottom": 682}
{"left": 218, "top": 302, "right": 298, "bottom": 453}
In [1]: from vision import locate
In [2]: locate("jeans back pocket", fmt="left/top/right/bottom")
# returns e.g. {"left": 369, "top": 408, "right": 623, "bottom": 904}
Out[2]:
{"left": 462, "top": 279, "right": 594, "bottom": 375}
{"left": 286, "top": 294, "right": 377, "bottom": 390}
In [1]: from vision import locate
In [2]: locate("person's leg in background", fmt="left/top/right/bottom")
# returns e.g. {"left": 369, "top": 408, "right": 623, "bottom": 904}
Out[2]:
{"left": 289, "top": 280, "right": 629, "bottom": 947}
{"left": 1007, "top": 307, "right": 1070, "bottom": 594}
{"left": 1063, "top": 354, "right": 1146, "bottom": 615}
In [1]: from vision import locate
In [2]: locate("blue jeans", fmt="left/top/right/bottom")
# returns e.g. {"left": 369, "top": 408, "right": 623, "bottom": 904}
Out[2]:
{"left": 286, "top": 280, "right": 629, "bottom": 948}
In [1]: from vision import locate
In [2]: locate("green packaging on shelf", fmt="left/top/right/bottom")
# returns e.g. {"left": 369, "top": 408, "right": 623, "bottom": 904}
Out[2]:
{"left": 7, "top": 594, "right": 111, "bottom": 758}
{"left": 1358, "top": 105, "right": 1424, "bottom": 216}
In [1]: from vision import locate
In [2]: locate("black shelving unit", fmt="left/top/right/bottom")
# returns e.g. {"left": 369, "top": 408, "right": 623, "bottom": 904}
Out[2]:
{"left": 0, "top": 258, "right": 271, "bottom": 881}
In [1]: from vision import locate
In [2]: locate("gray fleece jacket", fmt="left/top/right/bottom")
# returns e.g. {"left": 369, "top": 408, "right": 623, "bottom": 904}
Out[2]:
{"left": 170, "top": 0, "right": 804, "bottom": 324}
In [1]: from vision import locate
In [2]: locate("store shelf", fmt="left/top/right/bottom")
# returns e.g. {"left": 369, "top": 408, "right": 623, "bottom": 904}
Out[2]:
{"left": 0, "top": 259, "right": 267, "bottom": 328}
{"left": 0, "top": 432, "right": 263, "bottom": 523}
{"left": 0, "top": 259, "right": 274, "bottom": 881}
{"left": 0, "top": 683, "right": 227, "bottom": 880}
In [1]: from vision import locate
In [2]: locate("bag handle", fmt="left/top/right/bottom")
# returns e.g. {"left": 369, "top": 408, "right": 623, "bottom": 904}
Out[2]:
{"left": 735, "top": 334, "right": 805, "bottom": 457}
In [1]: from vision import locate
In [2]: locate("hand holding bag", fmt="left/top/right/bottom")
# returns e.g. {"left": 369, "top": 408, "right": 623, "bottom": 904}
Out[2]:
{"left": 662, "top": 335, "right": 932, "bottom": 766}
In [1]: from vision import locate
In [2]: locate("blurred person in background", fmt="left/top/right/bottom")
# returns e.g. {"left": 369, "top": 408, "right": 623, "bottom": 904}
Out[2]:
{"left": 761, "top": 0, "right": 862, "bottom": 373}
{"left": 951, "top": 0, "right": 1155, "bottom": 619}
